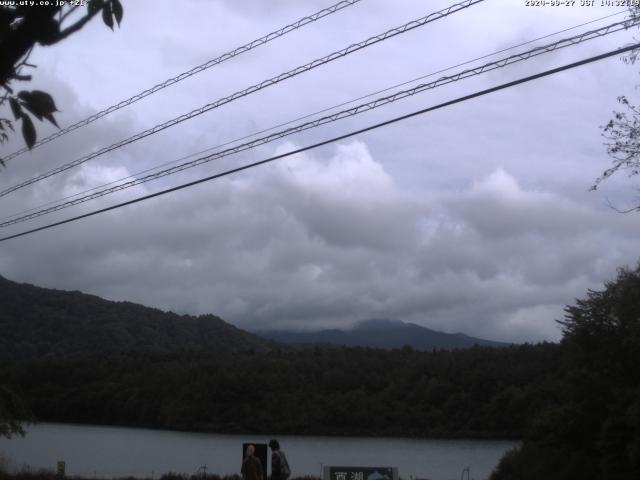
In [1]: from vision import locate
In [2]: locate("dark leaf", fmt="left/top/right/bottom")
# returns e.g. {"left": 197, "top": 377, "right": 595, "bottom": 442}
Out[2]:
{"left": 102, "top": 1, "right": 114, "bottom": 30}
{"left": 21, "top": 114, "right": 36, "bottom": 149}
{"left": 88, "top": 0, "right": 103, "bottom": 15}
{"left": 43, "top": 112, "right": 59, "bottom": 128}
{"left": 0, "top": 157, "right": 4, "bottom": 167}
{"left": 17, "top": 90, "right": 59, "bottom": 126}
{"left": 21, "top": 103, "right": 44, "bottom": 121}
{"left": 1, "top": 133, "right": 7, "bottom": 142}
{"left": 20, "top": 90, "right": 58, "bottom": 114}
{"left": 9, "top": 97, "right": 22, "bottom": 120}
{"left": 111, "top": 0, "right": 123, "bottom": 26}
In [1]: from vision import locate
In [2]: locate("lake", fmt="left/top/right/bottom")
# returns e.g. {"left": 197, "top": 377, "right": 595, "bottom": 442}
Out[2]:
{"left": 0, "top": 423, "right": 517, "bottom": 480}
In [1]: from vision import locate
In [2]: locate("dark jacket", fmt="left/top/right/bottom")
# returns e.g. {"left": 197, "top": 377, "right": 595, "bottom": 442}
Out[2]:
{"left": 242, "top": 455, "right": 263, "bottom": 480}
{"left": 270, "top": 450, "right": 288, "bottom": 480}
{"left": 271, "top": 450, "right": 282, "bottom": 480}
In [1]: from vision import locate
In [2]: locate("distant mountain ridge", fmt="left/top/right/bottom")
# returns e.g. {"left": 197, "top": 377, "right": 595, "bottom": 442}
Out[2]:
{"left": 0, "top": 275, "right": 276, "bottom": 359}
{"left": 256, "top": 318, "right": 509, "bottom": 350}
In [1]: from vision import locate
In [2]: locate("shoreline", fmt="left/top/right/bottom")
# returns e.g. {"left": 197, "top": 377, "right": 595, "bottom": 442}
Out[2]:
{"left": 0, "top": 472, "right": 321, "bottom": 480}
{"left": 18, "top": 420, "right": 522, "bottom": 442}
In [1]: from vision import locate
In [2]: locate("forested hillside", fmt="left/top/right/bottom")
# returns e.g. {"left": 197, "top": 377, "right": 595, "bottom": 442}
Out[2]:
{"left": 0, "top": 276, "right": 275, "bottom": 358}
{"left": 0, "top": 344, "right": 560, "bottom": 438}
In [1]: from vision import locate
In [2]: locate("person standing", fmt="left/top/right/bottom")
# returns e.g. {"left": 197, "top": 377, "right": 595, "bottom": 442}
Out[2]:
{"left": 268, "top": 439, "right": 291, "bottom": 480}
{"left": 242, "top": 444, "right": 264, "bottom": 480}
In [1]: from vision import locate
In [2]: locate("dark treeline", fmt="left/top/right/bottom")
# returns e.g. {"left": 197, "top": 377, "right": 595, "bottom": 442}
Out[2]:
{"left": 0, "top": 343, "right": 561, "bottom": 439}
{"left": 491, "top": 265, "right": 640, "bottom": 480}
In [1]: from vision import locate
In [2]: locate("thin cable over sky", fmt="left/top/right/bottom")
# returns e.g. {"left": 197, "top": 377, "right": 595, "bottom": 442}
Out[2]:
{"left": 1, "top": 42, "right": 637, "bottom": 244}
{"left": 0, "top": 9, "right": 626, "bottom": 224}
{"left": 0, "top": 0, "right": 364, "bottom": 163}
{"left": 0, "top": 17, "right": 634, "bottom": 228}
{"left": 0, "top": 0, "right": 485, "bottom": 198}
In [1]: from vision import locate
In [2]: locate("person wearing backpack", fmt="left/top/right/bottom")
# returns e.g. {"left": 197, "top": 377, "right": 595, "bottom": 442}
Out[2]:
{"left": 268, "top": 438, "right": 291, "bottom": 480}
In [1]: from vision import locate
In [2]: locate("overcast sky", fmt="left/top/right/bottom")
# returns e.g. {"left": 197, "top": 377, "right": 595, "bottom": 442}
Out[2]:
{"left": 1, "top": 0, "right": 639, "bottom": 342}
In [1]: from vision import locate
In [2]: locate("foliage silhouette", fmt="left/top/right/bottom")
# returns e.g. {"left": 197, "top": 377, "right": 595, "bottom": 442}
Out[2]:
{"left": 491, "top": 264, "right": 640, "bottom": 479}
{"left": 0, "top": 0, "right": 123, "bottom": 162}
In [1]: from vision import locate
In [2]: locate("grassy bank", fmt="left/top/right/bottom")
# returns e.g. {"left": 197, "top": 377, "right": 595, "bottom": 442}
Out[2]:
{"left": 0, "top": 472, "right": 323, "bottom": 480}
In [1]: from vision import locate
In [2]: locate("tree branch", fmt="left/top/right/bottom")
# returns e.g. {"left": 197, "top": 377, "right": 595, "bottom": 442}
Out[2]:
{"left": 605, "top": 196, "right": 640, "bottom": 214}
{"left": 55, "top": 5, "right": 102, "bottom": 42}
{"left": 59, "top": 5, "right": 80, "bottom": 25}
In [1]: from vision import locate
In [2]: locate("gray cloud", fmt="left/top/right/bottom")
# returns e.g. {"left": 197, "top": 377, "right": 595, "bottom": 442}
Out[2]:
{"left": 1, "top": 0, "right": 640, "bottom": 344}
{"left": 2, "top": 139, "right": 638, "bottom": 343}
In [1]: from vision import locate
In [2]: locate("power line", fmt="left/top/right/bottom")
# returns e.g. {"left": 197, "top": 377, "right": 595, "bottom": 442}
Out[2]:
{"left": 0, "top": 0, "right": 364, "bottom": 162}
{"left": 1, "top": 17, "right": 634, "bottom": 228}
{"left": 0, "top": 0, "right": 485, "bottom": 198}
{"left": 2, "top": 9, "right": 626, "bottom": 225}
{"left": 1, "top": 42, "right": 636, "bottom": 244}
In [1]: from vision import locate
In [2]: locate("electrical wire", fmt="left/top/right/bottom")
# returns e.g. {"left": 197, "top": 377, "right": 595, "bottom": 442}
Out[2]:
{"left": 0, "top": 0, "right": 485, "bottom": 198}
{"left": 0, "top": 0, "right": 364, "bottom": 162}
{"left": 1, "top": 42, "right": 637, "bottom": 244}
{"left": 1, "top": 17, "right": 634, "bottom": 228}
{"left": 1, "top": 8, "right": 626, "bottom": 224}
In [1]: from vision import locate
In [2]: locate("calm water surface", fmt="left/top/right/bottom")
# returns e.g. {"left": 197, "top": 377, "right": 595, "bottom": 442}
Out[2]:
{"left": 0, "top": 423, "right": 517, "bottom": 480}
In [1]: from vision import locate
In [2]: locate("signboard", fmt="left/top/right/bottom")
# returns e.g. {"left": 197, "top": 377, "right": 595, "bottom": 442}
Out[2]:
{"left": 323, "top": 466, "right": 398, "bottom": 480}
{"left": 242, "top": 442, "right": 268, "bottom": 480}
{"left": 56, "top": 461, "right": 65, "bottom": 477}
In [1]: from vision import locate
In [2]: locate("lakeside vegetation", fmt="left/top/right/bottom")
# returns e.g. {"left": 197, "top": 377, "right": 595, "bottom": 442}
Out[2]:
{"left": 0, "top": 343, "right": 558, "bottom": 439}
{"left": 0, "top": 471, "right": 320, "bottom": 480}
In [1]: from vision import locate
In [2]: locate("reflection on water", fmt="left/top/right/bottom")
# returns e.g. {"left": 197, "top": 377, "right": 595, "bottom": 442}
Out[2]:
{"left": 0, "top": 423, "right": 517, "bottom": 480}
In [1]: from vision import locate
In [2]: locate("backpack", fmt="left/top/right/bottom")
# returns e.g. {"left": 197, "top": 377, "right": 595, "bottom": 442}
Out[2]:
{"left": 278, "top": 450, "right": 291, "bottom": 480}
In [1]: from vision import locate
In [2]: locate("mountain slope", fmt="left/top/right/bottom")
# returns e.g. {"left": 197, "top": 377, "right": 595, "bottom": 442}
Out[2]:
{"left": 0, "top": 275, "right": 276, "bottom": 358}
{"left": 256, "top": 318, "right": 509, "bottom": 350}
